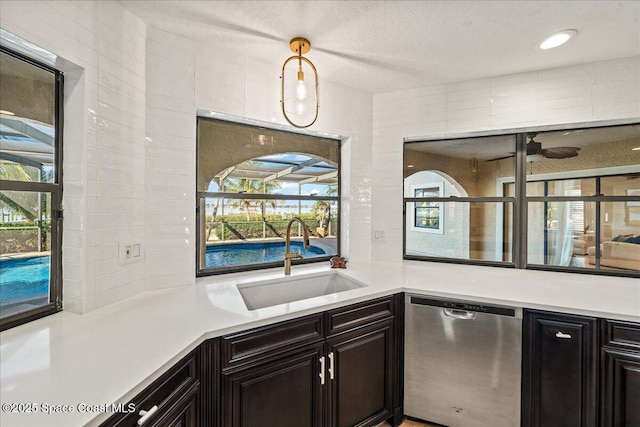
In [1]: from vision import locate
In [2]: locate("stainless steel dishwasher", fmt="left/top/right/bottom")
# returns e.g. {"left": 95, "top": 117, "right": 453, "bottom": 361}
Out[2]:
{"left": 404, "top": 294, "right": 522, "bottom": 427}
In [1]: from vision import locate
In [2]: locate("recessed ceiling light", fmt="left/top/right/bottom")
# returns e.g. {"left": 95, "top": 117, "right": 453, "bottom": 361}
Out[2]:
{"left": 632, "top": 147, "right": 640, "bottom": 151}
{"left": 539, "top": 30, "right": 578, "bottom": 50}
{"left": 0, "top": 109, "right": 15, "bottom": 116}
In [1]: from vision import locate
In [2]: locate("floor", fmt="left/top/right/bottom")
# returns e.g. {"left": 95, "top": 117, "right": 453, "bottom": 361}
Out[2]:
{"left": 377, "top": 419, "right": 438, "bottom": 427}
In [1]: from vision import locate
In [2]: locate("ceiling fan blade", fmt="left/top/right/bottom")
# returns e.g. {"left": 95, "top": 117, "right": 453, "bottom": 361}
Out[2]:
{"left": 486, "top": 153, "right": 515, "bottom": 161}
{"left": 541, "top": 147, "right": 581, "bottom": 159}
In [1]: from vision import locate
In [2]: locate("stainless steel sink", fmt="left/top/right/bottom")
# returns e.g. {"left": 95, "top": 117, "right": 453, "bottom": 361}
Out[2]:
{"left": 237, "top": 271, "right": 366, "bottom": 310}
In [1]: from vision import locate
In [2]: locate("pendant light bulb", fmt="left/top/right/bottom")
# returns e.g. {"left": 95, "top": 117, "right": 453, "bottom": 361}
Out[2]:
{"left": 296, "top": 70, "right": 307, "bottom": 101}
{"left": 281, "top": 37, "right": 318, "bottom": 128}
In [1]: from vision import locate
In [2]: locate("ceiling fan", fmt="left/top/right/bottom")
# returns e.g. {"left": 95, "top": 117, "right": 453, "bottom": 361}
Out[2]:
{"left": 488, "top": 133, "right": 581, "bottom": 161}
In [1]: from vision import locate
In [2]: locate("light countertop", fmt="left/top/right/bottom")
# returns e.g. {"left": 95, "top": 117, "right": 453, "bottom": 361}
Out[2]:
{"left": 1, "top": 260, "right": 639, "bottom": 426}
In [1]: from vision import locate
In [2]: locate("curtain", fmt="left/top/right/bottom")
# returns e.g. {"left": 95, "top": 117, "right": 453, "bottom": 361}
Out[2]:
{"left": 549, "top": 180, "right": 575, "bottom": 266}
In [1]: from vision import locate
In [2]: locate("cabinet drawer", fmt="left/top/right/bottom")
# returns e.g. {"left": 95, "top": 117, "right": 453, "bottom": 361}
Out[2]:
{"left": 326, "top": 295, "right": 394, "bottom": 336}
{"left": 602, "top": 319, "right": 640, "bottom": 351}
{"left": 101, "top": 351, "right": 199, "bottom": 427}
{"left": 221, "top": 313, "right": 324, "bottom": 370}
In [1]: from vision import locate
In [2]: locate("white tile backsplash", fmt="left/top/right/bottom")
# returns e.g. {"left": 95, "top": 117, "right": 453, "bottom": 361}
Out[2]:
{"left": 145, "top": 28, "right": 196, "bottom": 291}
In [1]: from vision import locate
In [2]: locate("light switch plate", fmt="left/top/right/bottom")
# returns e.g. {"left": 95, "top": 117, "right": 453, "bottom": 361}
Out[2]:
{"left": 118, "top": 241, "right": 143, "bottom": 265}
{"left": 373, "top": 228, "right": 386, "bottom": 241}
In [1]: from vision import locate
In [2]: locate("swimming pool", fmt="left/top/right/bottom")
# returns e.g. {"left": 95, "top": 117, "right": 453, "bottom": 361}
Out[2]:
{"left": 206, "top": 241, "right": 327, "bottom": 267}
{"left": 0, "top": 256, "right": 50, "bottom": 304}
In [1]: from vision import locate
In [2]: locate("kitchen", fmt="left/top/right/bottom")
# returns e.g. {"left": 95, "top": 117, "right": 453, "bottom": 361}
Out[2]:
{"left": 0, "top": 1, "right": 639, "bottom": 426}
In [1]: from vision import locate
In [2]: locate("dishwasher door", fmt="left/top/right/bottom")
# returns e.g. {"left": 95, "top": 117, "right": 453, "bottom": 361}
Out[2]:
{"left": 404, "top": 294, "right": 522, "bottom": 427}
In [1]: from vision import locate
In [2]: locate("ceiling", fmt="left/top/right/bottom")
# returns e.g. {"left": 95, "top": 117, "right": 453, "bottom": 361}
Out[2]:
{"left": 122, "top": 1, "right": 640, "bottom": 94}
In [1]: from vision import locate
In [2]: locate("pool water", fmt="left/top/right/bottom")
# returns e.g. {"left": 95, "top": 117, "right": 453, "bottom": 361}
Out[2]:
{"left": 0, "top": 256, "right": 50, "bottom": 303}
{"left": 206, "top": 241, "right": 326, "bottom": 267}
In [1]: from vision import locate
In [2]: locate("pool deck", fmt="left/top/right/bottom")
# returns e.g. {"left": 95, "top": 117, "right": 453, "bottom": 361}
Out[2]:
{"left": 0, "top": 251, "right": 50, "bottom": 261}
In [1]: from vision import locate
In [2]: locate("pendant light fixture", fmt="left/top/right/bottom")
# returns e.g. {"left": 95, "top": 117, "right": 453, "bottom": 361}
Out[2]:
{"left": 281, "top": 37, "right": 319, "bottom": 128}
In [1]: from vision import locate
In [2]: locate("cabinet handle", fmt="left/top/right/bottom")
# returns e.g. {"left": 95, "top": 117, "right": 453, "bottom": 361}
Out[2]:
{"left": 556, "top": 331, "right": 572, "bottom": 339}
{"left": 328, "top": 352, "right": 334, "bottom": 380}
{"left": 137, "top": 405, "right": 158, "bottom": 425}
{"left": 319, "top": 356, "right": 326, "bottom": 385}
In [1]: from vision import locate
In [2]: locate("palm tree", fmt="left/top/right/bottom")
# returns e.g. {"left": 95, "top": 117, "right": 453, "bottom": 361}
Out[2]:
{"left": 0, "top": 163, "right": 38, "bottom": 221}
{"left": 223, "top": 178, "right": 281, "bottom": 221}
{"left": 312, "top": 185, "right": 337, "bottom": 237}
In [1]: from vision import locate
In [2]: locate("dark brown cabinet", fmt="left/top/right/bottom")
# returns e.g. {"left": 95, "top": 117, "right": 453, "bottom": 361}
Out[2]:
{"left": 220, "top": 295, "right": 401, "bottom": 427}
{"left": 100, "top": 294, "right": 403, "bottom": 427}
{"left": 222, "top": 343, "right": 324, "bottom": 427}
{"left": 521, "top": 309, "right": 598, "bottom": 427}
{"left": 601, "top": 320, "right": 640, "bottom": 427}
{"left": 99, "top": 350, "right": 200, "bottom": 427}
{"left": 327, "top": 318, "right": 394, "bottom": 427}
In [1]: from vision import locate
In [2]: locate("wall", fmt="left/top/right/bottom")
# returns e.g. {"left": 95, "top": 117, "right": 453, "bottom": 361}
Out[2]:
{"left": 1, "top": 1, "right": 147, "bottom": 312}
{"left": 372, "top": 57, "right": 640, "bottom": 261}
{"left": 144, "top": 28, "right": 196, "bottom": 290}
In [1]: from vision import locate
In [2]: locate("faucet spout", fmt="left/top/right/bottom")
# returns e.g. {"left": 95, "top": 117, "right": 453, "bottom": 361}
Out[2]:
{"left": 284, "top": 217, "right": 310, "bottom": 275}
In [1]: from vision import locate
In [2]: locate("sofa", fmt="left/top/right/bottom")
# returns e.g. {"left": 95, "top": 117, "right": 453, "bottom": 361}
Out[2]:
{"left": 572, "top": 231, "right": 595, "bottom": 256}
{"left": 587, "top": 235, "right": 640, "bottom": 270}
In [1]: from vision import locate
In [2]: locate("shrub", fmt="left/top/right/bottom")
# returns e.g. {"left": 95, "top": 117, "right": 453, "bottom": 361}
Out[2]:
{"left": 207, "top": 218, "right": 319, "bottom": 241}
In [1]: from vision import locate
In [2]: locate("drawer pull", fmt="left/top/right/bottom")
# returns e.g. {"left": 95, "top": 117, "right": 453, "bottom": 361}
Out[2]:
{"left": 556, "top": 332, "right": 572, "bottom": 339}
{"left": 319, "top": 356, "right": 326, "bottom": 385}
{"left": 328, "top": 352, "right": 335, "bottom": 380}
{"left": 137, "top": 405, "right": 158, "bottom": 425}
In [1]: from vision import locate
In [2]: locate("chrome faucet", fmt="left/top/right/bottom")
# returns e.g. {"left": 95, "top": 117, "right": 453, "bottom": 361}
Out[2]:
{"left": 284, "top": 217, "right": 310, "bottom": 275}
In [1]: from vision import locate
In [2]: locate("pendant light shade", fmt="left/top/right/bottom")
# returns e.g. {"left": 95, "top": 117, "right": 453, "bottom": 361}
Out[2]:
{"left": 281, "top": 37, "right": 319, "bottom": 128}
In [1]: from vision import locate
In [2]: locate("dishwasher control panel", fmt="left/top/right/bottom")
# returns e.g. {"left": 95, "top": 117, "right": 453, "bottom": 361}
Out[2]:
{"left": 410, "top": 296, "right": 518, "bottom": 317}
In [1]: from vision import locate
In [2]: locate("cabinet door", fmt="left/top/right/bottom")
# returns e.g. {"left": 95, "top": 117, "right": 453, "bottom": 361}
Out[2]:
{"left": 326, "top": 318, "right": 394, "bottom": 427}
{"left": 522, "top": 310, "right": 598, "bottom": 427}
{"left": 222, "top": 343, "right": 324, "bottom": 427}
{"left": 148, "top": 381, "right": 198, "bottom": 427}
{"left": 601, "top": 349, "right": 640, "bottom": 427}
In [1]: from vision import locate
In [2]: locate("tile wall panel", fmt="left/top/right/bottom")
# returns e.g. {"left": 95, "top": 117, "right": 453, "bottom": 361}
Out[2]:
{"left": 92, "top": 2, "right": 147, "bottom": 310}
{"left": 145, "top": 28, "right": 196, "bottom": 290}
{"left": 372, "top": 56, "right": 640, "bottom": 261}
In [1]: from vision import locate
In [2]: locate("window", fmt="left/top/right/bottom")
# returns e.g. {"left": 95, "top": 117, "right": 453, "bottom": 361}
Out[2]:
{"left": 404, "top": 123, "right": 640, "bottom": 277}
{"left": 404, "top": 135, "right": 515, "bottom": 264}
{"left": 196, "top": 118, "right": 340, "bottom": 275}
{"left": 412, "top": 185, "right": 443, "bottom": 233}
{"left": 0, "top": 47, "right": 63, "bottom": 330}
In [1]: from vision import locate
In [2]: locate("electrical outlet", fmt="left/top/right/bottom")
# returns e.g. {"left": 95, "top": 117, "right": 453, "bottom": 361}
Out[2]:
{"left": 373, "top": 228, "right": 386, "bottom": 241}
{"left": 119, "top": 241, "right": 143, "bottom": 265}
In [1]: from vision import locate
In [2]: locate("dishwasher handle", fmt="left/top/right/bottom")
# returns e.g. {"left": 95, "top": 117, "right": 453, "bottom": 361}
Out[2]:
{"left": 444, "top": 308, "right": 477, "bottom": 320}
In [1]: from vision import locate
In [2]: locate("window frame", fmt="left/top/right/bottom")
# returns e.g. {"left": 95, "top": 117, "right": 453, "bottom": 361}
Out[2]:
{"left": 403, "top": 121, "right": 640, "bottom": 278}
{"left": 403, "top": 134, "right": 519, "bottom": 268}
{"left": 195, "top": 117, "right": 341, "bottom": 276}
{"left": 0, "top": 46, "right": 64, "bottom": 331}
{"left": 411, "top": 184, "right": 443, "bottom": 233}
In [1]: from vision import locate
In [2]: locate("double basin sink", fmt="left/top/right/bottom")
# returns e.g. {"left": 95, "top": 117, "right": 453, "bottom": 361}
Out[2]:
{"left": 237, "top": 270, "right": 366, "bottom": 310}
